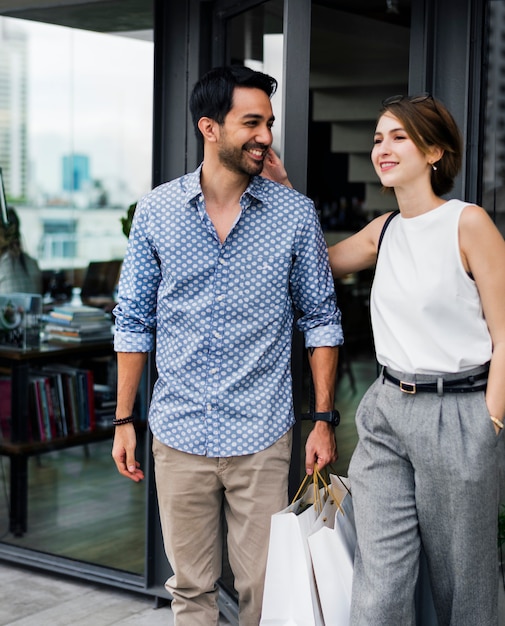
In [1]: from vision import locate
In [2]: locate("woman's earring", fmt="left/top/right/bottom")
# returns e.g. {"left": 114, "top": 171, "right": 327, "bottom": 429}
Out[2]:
{"left": 431, "top": 163, "right": 438, "bottom": 171}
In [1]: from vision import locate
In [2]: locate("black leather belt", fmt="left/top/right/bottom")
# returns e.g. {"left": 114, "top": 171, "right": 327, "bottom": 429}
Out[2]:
{"left": 383, "top": 368, "right": 488, "bottom": 394}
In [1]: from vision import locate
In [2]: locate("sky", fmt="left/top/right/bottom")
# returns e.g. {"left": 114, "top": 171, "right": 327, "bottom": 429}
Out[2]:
{"left": 7, "top": 17, "right": 154, "bottom": 204}
{"left": 4, "top": 17, "right": 289, "bottom": 207}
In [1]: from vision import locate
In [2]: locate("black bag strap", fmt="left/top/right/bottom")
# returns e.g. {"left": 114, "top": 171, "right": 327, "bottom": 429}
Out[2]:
{"left": 375, "top": 209, "right": 400, "bottom": 377}
{"left": 377, "top": 209, "right": 400, "bottom": 255}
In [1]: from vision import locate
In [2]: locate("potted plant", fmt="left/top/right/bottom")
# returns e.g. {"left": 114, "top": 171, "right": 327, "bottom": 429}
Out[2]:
{"left": 120, "top": 202, "right": 137, "bottom": 238}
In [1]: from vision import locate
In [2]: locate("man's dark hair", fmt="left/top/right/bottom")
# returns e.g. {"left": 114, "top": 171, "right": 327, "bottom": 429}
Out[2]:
{"left": 189, "top": 65, "right": 277, "bottom": 142}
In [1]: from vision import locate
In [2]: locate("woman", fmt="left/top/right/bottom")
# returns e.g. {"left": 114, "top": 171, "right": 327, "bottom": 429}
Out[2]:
{"left": 0, "top": 207, "right": 42, "bottom": 294}
{"left": 328, "top": 95, "right": 505, "bottom": 625}
{"left": 263, "top": 95, "right": 505, "bottom": 624}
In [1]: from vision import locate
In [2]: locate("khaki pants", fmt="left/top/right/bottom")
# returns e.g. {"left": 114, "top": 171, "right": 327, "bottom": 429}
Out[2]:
{"left": 152, "top": 430, "right": 292, "bottom": 626}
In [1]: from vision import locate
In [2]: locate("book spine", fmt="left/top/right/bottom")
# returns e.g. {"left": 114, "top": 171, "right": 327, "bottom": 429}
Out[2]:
{"left": 76, "top": 371, "right": 88, "bottom": 431}
{"left": 62, "top": 373, "right": 78, "bottom": 435}
{"left": 31, "top": 379, "right": 46, "bottom": 441}
{"left": 28, "top": 382, "right": 42, "bottom": 442}
{"left": 38, "top": 378, "right": 52, "bottom": 440}
{"left": 43, "top": 377, "right": 57, "bottom": 439}
{"left": 86, "top": 370, "right": 96, "bottom": 431}
{"left": 54, "top": 373, "right": 68, "bottom": 437}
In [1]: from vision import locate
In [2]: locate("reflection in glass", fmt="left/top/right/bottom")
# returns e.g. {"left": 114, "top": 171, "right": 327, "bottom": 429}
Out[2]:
{"left": 3, "top": 438, "right": 147, "bottom": 573}
{"left": 0, "top": 17, "right": 153, "bottom": 275}
{"left": 309, "top": 1, "right": 410, "bottom": 233}
{"left": 482, "top": 0, "right": 505, "bottom": 234}
{"left": 308, "top": 1, "right": 411, "bottom": 477}
{"left": 0, "top": 14, "right": 153, "bottom": 576}
{"left": 226, "top": 1, "right": 284, "bottom": 152}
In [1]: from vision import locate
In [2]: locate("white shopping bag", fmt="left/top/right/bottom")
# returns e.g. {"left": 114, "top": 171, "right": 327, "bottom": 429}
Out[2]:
{"left": 308, "top": 475, "right": 355, "bottom": 626}
{"left": 260, "top": 472, "right": 329, "bottom": 626}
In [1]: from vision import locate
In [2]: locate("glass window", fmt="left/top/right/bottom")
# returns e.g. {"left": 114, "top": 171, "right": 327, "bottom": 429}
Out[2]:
{"left": 0, "top": 9, "right": 153, "bottom": 577}
{"left": 482, "top": 0, "right": 505, "bottom": 233}
{"left": 226, "top": 1, "right": 284, "bottom": 152}
{"left": 41, "top": 219, "right": 77, "bottom": 260}
{"left": 0, "top": 16, "right": 153, "bottom": 274}
{"left": 307, "top": 0, "right": 411, "bottom": 476}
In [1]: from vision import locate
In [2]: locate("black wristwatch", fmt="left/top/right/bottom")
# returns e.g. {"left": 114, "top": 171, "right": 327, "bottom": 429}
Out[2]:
{"left": 311, "top": 410, "right": 340, "bottom": 428}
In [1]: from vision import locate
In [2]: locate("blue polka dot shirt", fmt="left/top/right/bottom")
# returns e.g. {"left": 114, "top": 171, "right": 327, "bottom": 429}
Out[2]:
{"left": 114, "top": 165, "right": 343, "bottom": 457}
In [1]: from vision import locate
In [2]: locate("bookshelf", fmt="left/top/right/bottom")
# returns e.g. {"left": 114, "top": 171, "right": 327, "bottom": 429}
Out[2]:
{"left": 0, "top": 340, "right": 116, "bottom": 537}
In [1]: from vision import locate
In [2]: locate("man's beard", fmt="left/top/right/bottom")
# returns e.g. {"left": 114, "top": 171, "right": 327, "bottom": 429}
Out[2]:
{"left": 218, "top": 143, "right": 265, "bottom": 177}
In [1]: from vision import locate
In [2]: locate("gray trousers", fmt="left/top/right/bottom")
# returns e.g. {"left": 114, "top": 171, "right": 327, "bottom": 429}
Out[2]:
{"left": 348, "top": 367, "right": 505, "bottom": 626}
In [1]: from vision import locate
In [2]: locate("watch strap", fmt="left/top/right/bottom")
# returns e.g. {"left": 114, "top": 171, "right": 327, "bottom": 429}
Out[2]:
{"left": 311, "top": 410, "right": 340, "bottom": 427}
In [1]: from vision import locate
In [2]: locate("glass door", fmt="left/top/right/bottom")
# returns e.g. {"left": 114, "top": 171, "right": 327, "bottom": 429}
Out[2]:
{"left": 217, "top": 0, "right": 412, "bottom": 482}
{"left": 210, "top": 0, "right": 412, "bottom": 611}
{"left": 307, "top": 0, "right": 411, "bottom": 476}
{"left": 212, "top": 0, "right": 285, "bottom": 603}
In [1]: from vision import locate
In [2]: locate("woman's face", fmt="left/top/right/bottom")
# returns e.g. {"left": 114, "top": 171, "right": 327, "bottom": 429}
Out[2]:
{"left": 371, "top": 111, "right": 432, "bottom": 190}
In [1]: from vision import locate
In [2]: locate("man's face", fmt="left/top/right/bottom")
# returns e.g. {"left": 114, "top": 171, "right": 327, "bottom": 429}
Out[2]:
{"left": 216, "top": 86, "right": 274, "bottom": 177}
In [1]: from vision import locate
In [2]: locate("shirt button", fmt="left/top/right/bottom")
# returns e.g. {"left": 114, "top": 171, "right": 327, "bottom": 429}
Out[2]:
{"left": 210, "top": 368, "right": 218, "bottom": 375}
{"left": 206, "top": 403, "right": 212, "bottom": 412}
{"left": 219, "top": 258, "right": 226, "bottom": 265}
{"left": 216, "top": 295, "right": 225, "bottom": 302}
{"left": 213, "top": 331, "right": 222, "bottom": 339}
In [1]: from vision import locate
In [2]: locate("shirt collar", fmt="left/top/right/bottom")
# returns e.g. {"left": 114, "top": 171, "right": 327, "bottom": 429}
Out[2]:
{"left": 184, "top": 164, "right": 269, "bottom": 208}
{"left": 184, "top": 164, "right": 205, "bottom": 204}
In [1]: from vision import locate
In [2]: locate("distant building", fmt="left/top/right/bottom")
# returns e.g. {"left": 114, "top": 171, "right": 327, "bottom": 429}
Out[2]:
{"left": 62, "top": 154, "right": 91, "bottom": 191}
{"left": 0, "top": 21, "right": 28, "bottom": 200}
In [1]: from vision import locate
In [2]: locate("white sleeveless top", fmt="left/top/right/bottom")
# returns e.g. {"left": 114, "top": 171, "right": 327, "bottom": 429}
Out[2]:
{"left": 370, "top": 199, "right": 492, "bottom": 374}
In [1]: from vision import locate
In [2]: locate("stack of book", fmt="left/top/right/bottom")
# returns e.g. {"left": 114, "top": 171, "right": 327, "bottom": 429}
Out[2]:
{"left": 43, "top": 304, "right": 113, "bottom": 343}
{"left": 28, "top": 364, "right": 97, "bottom": 440}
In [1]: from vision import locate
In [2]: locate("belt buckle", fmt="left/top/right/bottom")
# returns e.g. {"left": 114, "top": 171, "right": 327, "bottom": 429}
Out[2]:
{"left": 399, "top": 380, "right": 416, "bottom": 394}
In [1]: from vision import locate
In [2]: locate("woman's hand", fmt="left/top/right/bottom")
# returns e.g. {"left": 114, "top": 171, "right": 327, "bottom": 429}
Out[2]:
{"left": 261, "top": 148, "right": 293, "bottom": 188}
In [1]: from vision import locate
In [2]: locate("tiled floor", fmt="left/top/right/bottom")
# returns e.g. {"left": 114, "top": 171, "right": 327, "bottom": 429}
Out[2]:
{"left": 0, "top": 561, "right": 230, "bottom": 625}
{"left": 2, "top": 558, "right": 504, "bottom": 625}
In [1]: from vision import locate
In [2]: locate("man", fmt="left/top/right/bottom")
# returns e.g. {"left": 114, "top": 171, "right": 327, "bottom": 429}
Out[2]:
{"left": 112, "top": 65, "right": 343, "bottom": 626}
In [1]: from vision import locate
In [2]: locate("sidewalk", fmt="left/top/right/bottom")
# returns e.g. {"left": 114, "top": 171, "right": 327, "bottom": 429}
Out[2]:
{"left": 0, "top": 561, "right": 231, "bottom": 625}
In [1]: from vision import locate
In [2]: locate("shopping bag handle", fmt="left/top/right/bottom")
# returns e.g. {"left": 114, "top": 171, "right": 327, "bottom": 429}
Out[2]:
{"left": 291, "top": 465, "right": 343, "bottom": 514}
{"left": 330, "top": 471, "right": 352, "bottom": 498}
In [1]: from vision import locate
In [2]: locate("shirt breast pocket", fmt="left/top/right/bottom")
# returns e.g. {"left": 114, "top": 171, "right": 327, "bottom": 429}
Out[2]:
{"left": 236, "top": 252, "right": 291, "bottom": 309}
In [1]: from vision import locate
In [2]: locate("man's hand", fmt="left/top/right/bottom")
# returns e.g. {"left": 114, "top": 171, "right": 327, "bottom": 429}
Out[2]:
{"left": 112, "top": 424, "right": 144, "bottom": 482}
{"left": 261, "top": 148, "right": 293, "bottom": 188}
{"left": 305, "top": 421, "right": 338, "bottom": 475}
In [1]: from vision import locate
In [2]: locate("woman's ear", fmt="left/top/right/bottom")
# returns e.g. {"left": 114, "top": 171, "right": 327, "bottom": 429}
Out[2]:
{"left": 428, "top": 146, "right": 444, "bottom": 166}
{"left": 197, "top": 117, "right": 219, "bottom": 144}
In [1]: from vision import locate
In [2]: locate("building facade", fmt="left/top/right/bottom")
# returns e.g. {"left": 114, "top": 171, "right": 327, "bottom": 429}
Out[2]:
{"left": 0, "top": 19, "right": 27, "bottom": 201}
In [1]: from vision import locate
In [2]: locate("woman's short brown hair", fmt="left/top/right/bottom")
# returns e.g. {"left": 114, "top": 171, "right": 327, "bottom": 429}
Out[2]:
{"left": 379, "top": 94, "right": 462, "bottom": 196}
